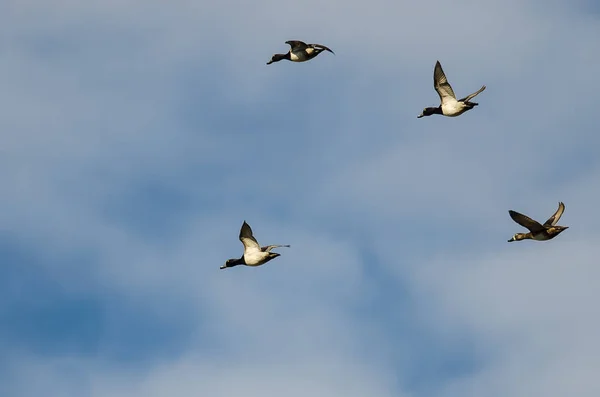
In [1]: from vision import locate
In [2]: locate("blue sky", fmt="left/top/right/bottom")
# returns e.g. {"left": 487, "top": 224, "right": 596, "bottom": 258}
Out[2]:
{"left": 1, "top": 0, "right": 600, "bottom": 396}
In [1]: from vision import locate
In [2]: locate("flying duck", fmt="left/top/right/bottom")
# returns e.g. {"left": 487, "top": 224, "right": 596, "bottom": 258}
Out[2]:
{"left": 418, "top": 61, "right": 486, "bottom": 118}
{"left": 221, "top": 221, "right": 290, "bottom": 269}
{"left": 508, "top": 202, "right": 569, "bottom": 242}
{"left": 266, "top": 40, "right": 334, "bottom": 65}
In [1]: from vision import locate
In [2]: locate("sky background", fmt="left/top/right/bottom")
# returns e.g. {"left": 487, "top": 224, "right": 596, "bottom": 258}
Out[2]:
{"left": 1, "top": 0, "right": 600, "bottom": 396}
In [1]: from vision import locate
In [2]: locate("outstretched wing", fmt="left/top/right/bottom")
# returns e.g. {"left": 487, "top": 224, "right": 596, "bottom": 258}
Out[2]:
{"left": 239, "top": 221, "right": 260, "bottom": 253}
{"left": 459, "top": 85, "right": 486, "bottom": 103}
{"left": 433, "top": 61, "right": 456, "bottom": 104}
{"left": 285, "top": 40, "right": 308, "bottom": 52}
{"left": 544, "top": 202, "right": 565, "bottom": 227}
{"left": 509, "top": 210, "right": 545, "bottom": 233}
{"left": 261, "top": 244, "right": 291, "bottom": 252}
{"left": 309, "top": 43, "right": 335, "bottom": 54}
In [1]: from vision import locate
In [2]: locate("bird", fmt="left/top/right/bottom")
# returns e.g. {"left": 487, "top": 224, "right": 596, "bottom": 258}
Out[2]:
{"left": 266, "top": 40, "right": 334, "bottom": 65}
{"left": 417, "top": 60, "right": 486, "bottom": 118}
{"left": 507, "top": 202, "right": 569, "bottom": 242}
{"left": 221, "top": 221, "right": 290, "bottom": 269}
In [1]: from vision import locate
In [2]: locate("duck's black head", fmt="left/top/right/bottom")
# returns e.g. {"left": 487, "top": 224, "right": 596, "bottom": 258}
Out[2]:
{"left": 221, "top": 258, "right": 243, "bottom": 269}
{"left": 417, "top": 107, "right": 442, "bottom": 118}
{"left": 266, "top": 53, "right": 290, "bottom": 65}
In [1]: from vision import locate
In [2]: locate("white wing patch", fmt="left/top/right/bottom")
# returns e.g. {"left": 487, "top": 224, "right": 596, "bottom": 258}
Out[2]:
{"left": 546, "top": 202, "right": 565, "bottom": 226}
{"left": 240, "top": 236, "right": 260, "bottom": 253}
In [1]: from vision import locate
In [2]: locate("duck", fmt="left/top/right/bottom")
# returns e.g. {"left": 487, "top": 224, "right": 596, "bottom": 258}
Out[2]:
{"left": 267, "top": 40, "right": 334, "bottom": 65}
{"left": 418, "top": 60, "right": 486, "bottom": 118}
{"left": 221, "top": 221, "right": 290, "bottom": 269}
{"left": 508, "top": 202, "right": 569, "bottom": 242}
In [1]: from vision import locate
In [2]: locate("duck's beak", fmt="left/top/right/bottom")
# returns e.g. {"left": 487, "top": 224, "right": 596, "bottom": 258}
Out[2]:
{"left": 266, "top": 60, "right": 273, "bottom": 65}
{"left": 417, "top": 114, "right": 424, "bottom": 118}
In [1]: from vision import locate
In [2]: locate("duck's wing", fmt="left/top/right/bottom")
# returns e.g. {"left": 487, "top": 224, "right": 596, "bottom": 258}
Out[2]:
{"left": 261, "top": 244, "right": 291, "bottom": 252}
{"left": 239, "top": 221, "right": 261, "bottom": 253}
{"left": 509, "top": 210, "right": 545, "bottom": 233}
{"left": 285, "top": 40, "right": 308, "bottom": 52}
{"left": 309, "top": 43, "right": 335, "bottom": 54}
{"left": 433, "top": 61, "right": 457, "bottom": 104}
{"left": 458, "top": 85, "right": 486, "bottom": 103}
{"left": 543, "top": 202, "right": 565, "bottom": 227}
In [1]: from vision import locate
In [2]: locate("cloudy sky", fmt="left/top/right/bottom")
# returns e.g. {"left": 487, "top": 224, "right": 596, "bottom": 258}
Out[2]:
{"left": 1, "top": 0, "right": 599, "bottom": 396}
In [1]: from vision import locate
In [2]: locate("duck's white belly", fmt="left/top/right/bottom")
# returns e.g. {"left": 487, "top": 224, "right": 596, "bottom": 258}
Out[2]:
{"left": 244, "top": 251, "right": 269, "bottom": 266}
{"left": 441, "top": 101, "right": 467, "bottom": 117}
{"left": 290, "top": 51, "right": 309, "bottom": 62}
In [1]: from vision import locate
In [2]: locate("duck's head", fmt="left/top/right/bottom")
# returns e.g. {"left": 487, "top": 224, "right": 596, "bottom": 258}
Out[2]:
{"left": 220, "top": 258, "right": 240, "bottom": 269}
{"left": 508, "top": 233, "right": 526, "bottom": 242}
{"left": 417, "top": 107, "right": 437, "bottom": 118}
{"left": 266, "top": 53, "right": 288, "bottom": 65}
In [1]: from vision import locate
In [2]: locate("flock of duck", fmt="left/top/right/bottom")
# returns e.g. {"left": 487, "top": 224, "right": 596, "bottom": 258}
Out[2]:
{"left": 220, "top": 40, "right": 569, "bottom": 270}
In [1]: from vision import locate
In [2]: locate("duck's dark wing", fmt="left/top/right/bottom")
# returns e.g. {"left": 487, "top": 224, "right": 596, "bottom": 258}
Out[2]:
{"left": 509, "top": 210, "right": 545, "bottom": 233}
{"left": 458, "top": 85, "right": 486, "bottom": 103}
{"left": 309, "top": 43, "right": 335, "bottom": 54}
{"left": 433, "top": 60, "right": 456, "bottom": 104}
{"left": 285, "top": 40, "right": 308, "bottom": 52}
{"left": 261, "top": 244, "right": 291, "bottom": 252}
{"left": 543, "top": 202, "right": 565, "bottom": 227}
{"left": 239, "top": 221, "right": 260, "bottom": 252}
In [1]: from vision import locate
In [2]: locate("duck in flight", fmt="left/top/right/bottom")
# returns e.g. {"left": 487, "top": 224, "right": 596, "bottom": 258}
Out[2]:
{"left": 267, "top": 40, "right": 334, "bottom": 65}
{"left": 508, "top": 202, "right": 569, "bottom": 242}
{"left": 418, "top": 60, "right": 486, "bottom": 118}
{"left": 221, "top": 221, "right": 290, "bottom": 269}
